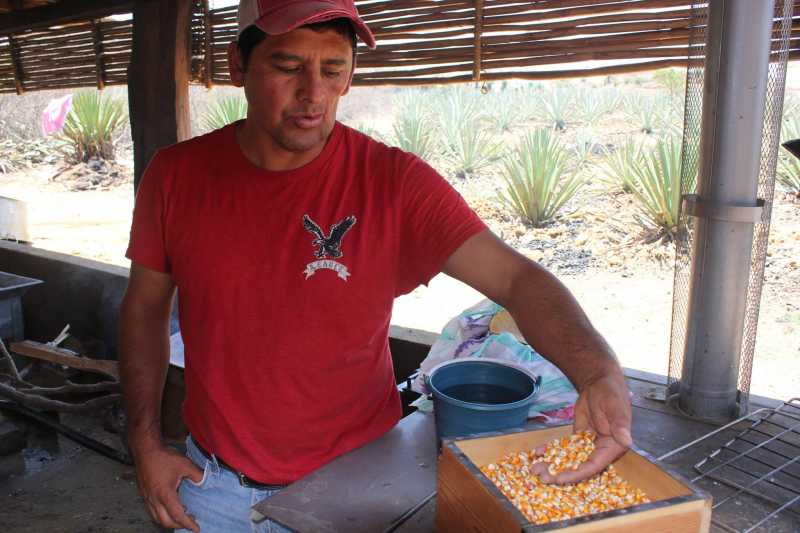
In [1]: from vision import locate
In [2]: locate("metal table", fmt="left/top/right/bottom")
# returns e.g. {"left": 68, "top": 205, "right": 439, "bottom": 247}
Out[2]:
{"left": 251, "top": 411, "right": 439, "bottom": 533}
{"left": 250, "top": 378, "right": 797, "bottom": 533}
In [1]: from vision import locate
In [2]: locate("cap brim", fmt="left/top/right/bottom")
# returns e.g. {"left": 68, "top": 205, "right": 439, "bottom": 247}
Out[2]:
{"left": 253, "top": 1, "right": 376, "bottom": 49}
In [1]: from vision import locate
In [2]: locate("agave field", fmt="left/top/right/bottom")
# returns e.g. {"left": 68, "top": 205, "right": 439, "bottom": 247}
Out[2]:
{"left": 1, "top": 70, "right": 799, "bottom": 399}
{"left": 335, "top": 76, "right": 798, "bottom": 283}
{"left": 355, "top": 77, "right": 798, "bottom": 277}
{"left": 0, "top": 70, "right": 797, "bottom": 284}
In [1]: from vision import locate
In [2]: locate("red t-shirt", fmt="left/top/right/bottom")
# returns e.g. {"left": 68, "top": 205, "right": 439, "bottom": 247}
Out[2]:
{"left": 126, "top": 121, "right": 486, "bottom": 483}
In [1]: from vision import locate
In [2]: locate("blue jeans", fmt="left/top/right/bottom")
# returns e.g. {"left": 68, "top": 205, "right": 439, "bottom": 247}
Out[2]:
{"left": 175, "top": 436, "right": 294, "bottom": 533}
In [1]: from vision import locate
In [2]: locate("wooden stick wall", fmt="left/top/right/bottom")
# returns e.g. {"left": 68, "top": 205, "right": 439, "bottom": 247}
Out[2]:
{"left": 1, "top": 0, "right": 799, "bottom": 94}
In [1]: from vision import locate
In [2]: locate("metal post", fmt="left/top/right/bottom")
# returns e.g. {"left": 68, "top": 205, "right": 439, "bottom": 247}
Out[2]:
{"left": 678, "top": 0, "right": 774, "bottom": 420}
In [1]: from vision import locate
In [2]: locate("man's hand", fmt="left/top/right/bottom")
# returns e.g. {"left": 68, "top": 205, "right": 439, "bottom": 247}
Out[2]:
{"left": 134, "top": 443, "right": 204, "bottom": 532}
{"left": 533, "top": 371, "right": 633, "bottom": 484}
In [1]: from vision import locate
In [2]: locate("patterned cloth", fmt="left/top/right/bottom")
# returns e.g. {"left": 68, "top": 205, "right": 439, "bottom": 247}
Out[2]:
{"left": 413, "top": 299, "right": 578, "bottom": 424}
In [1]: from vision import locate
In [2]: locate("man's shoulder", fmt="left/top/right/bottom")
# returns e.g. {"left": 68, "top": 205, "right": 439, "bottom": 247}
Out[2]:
{"left": 339, "top": 122, "right": 425, "bottom": 169}
{"left": 153, "top": 124, "right": 231, "bottom": 168}
{"left": 339, "top": 122, "right": 389, "bottom": 151}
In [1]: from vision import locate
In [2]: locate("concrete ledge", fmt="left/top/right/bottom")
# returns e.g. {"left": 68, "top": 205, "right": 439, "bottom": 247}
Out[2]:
{"left": 0, "top": 241, "right": 130, "bottom": 358}
{"left": 0, "top": 241, "right": 437, "bottom": 376}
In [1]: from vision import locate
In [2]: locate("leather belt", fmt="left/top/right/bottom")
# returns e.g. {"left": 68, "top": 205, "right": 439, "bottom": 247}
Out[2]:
{"left": 191, "top": 437, "right": 287, "bottom": 490}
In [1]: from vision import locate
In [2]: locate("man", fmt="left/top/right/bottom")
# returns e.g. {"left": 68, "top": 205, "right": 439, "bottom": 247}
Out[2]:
{"left": 119, "top": 0, "right": 633, "bottom": 531}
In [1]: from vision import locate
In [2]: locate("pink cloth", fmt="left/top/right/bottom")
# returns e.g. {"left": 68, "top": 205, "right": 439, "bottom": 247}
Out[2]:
{"left": 41, "top": 94, "right": 72, "bottom": 136}
{"left": 534, "top": 404, "right": 576, "bottom": 425}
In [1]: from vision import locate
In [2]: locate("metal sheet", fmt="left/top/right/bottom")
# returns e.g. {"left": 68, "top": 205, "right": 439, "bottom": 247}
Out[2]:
{"left": 251, "top": 411, "right": 437, "bottom": 533}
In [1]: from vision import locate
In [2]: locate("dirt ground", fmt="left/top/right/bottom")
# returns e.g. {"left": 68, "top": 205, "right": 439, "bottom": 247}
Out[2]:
{"left": 0, "top": 410, "right": 161, "bottom": 533}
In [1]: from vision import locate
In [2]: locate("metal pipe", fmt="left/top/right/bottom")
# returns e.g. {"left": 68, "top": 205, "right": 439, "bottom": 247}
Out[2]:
{"left": 0, "top": 399, "right": 132, "bottom": 465}
{"left": 678, "top": 0, "right": 775, "bottom": 420}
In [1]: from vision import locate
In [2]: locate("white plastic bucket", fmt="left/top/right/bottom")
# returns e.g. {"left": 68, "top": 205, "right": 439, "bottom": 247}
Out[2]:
{"left": 0, "top": 196, "right": 30, "bottom": 243}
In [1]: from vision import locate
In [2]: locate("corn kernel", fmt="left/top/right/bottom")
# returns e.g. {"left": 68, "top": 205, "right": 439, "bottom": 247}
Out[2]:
{"left": 479, "top": 430, "right": 650, "bottom": 525}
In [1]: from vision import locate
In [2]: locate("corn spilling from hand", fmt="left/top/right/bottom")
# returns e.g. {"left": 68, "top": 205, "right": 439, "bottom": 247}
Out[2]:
{"left": 479, "top": 430, "right": 650, "bottom": 525}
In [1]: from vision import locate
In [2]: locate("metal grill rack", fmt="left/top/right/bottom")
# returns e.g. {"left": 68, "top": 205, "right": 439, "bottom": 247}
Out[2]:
{"left": 660, "top": 399, "right": 800, "bottom": 532}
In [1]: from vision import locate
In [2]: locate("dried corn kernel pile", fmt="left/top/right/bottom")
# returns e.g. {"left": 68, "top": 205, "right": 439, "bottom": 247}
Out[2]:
{"left": 479, "top": 431, "right": 650, "bottom": 525}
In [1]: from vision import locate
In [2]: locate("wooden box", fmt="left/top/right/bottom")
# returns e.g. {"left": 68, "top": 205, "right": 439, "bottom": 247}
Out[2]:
{"left": 437, "top": 425, "right": 711, "bottom": 532}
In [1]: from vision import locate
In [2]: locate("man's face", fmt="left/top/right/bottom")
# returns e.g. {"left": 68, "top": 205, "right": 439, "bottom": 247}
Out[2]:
{"left": 229, "top": 27, "right": 353, "bottom": 155}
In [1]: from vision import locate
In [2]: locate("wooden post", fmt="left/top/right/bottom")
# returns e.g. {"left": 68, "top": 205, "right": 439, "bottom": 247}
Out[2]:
{"left": 91, "top": 19, "right": 105, "bottom": 91}
{"left": 127, "top": 0, "right": 192, "bottom": 192}
{"left": 8, "top": 35, "right": 24, "bottom": 95}
{"left": 473, "top": 0, "right": 484, "bottom": 81}
{"left": 203, "top": 0, "right": 213, "bottom": 88}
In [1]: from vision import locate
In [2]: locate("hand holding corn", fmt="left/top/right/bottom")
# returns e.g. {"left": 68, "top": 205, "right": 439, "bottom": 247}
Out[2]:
{"left": 535, "top": 371, "right": 633, "bottom": 485}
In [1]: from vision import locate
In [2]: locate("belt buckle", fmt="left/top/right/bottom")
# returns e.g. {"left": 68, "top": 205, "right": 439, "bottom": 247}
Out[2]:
{"left": 237, "top": 471, "right": 251, "bottom": 488}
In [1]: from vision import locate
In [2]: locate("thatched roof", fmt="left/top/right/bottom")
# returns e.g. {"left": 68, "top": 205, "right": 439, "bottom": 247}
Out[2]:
{"left": 1, "top": 0, "right": 799, "bottom": 94}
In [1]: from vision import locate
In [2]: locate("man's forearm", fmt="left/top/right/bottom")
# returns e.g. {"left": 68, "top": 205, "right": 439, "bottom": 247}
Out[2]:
{"left": 119, "top": 298, "right": 173, "bottom": 456}
{"left": 504, "top": 262, "right": 622, "bottom": 391}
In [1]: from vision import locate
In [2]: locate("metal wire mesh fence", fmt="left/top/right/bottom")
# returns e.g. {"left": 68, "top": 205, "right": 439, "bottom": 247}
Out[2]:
{"left": 737, "top": 0, "right": 794, "bottom": 414}
{"left": 668, "top": 1, "right": 706, "bottom": 396}
{"left": 668, "top": 0, "right": 794, "bottom": 415}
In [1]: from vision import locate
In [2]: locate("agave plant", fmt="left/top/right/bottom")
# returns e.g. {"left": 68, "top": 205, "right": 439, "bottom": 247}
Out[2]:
{"left": 486, "top": 89, "right": 521, "bottom": 132}
{"left": 573, "top": 127, "right": 599, "bottom": 165}
{"left": 575, "top": 88, "right": 604, "bottom": 124}
{"left": 624, "top": 92, "right": 671, "bottom": 134}
{"left": 518, "top": 83, "right": 545, "bottom": 120}
{"left": 443, "top": 121, "right": 502, "bottom": 178}
{"left": 598, "top": 139, "right": 644, "bottom": 193}
{"left": 782, "top": 93, "right": 800, "bottom": 122}
{"left": 777, "top": 117, "right": 800, "bottom": 197}
{"left": 497, "top": 128, "right": 587, "bottom": 226}
{"left": 653, "top": 68, "right": 686, "bottom": 99}
{"left": 598, "top": 86, "right": 622, "bottom": 115}
{"left": 540, "top": 86, "right": 574, "bottom": 130}
{"left": 390, "top": 90, "right": 436, "bottom": 160}
{"left": 437, "top": 86, "right": 484, "bottom": 146}
{"left": 200, "top": 96, "right": 248, "bottom": 131}
{"left": 575, "top": 87, "right": 619, "bottom": 125}
{"left": 58, "top": 90, "right": 127, "bottom": 162}
{"left": 628, "top": 135, "right": 684, "bottom": 236}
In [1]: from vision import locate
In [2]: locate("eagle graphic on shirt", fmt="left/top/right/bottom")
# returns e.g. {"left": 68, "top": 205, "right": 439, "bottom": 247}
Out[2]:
{"left": 302, "top": 214, "right": 357, "bottom": 259}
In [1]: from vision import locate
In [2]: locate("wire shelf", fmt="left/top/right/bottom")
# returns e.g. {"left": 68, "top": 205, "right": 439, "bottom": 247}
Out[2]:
{"left": 661, "top": 399, "right": 800, "bottom": 532}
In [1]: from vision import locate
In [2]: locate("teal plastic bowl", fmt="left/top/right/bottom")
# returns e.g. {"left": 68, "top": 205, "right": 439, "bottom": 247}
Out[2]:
{"left": 428, "top": 359, "right": 539, "bottom": 444}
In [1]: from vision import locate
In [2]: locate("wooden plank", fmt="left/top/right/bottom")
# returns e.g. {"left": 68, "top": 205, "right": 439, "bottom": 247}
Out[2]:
{"left": 91, "top": 18, "right": 104, "bottom": 90}
{"left": 7, "top": 33, "right": 22, "bottom": 93}
{"left": 9, "top": 340, "right": 120, "bottom": 380}
{"left": 522, "top": 499, "right": 710, "bottom": 532}
{"left": 0, "top": 0, "right": 56, "bottom": 13}
{"left": 0, "top": 0, "right": 133, "bottom": 36}
{"left": 128, "top": 0, "right": 192, "bottom": 191}
{"left": 455, "top": 424, "right": 573, "bottom": 468}
{"left": 613, "top": 452, "right": 692, "bottom": 501}
{"left": 473, "top": 0, "right": 484, "bottom": 81}
{"left": 438, "top": 445, "right": 521, "bottom": 533}
{"left": 202, "top": 0, "right": 212, "bottom": 88}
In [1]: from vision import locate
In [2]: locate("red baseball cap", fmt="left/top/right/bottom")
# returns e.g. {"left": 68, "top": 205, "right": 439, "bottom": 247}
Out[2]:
{"left": 237, "top": 0, "right": 376, "bottom": 49}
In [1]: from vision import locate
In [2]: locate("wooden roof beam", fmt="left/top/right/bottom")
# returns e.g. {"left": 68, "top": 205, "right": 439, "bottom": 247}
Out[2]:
{"left": 0, "top": 0, "right": 133, "bottom": 36}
